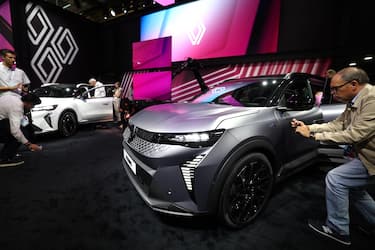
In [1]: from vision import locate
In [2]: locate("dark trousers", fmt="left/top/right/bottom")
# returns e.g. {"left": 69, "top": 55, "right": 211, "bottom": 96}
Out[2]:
{"left": 0, "top": 119, "right": 31, "bottom": 160}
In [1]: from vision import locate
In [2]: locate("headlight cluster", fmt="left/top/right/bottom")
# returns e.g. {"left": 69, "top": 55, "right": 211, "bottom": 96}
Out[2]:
{"left": 134, "top": 127, "right": 225, "bottom": 148}
{"left": 32, "top": 105, "right": 58, "bottom": 112}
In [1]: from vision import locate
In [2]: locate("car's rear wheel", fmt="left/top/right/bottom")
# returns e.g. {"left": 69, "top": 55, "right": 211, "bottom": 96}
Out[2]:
{"left": 218, "top": 152, "right": 274, "bottom": 229}
{"left": 58, "top": 111, "right": 77, "bottom": 137}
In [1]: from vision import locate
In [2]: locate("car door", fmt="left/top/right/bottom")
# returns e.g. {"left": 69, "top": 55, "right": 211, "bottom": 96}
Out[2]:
{"left": 274, "top": 78, "right": 322, "bottom": 166}
{"left": 76, "top": 85, "right": 113, "bottom": 122}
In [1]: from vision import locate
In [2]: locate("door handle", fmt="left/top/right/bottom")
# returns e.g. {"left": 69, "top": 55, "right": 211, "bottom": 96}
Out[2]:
{"left": 313, "top": 119, "right": 324, "bottom": 124}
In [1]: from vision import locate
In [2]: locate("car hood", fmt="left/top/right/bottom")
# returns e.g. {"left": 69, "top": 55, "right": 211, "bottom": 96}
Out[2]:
{"left": 130, "top": 103, "right": 260, "bottom": 133}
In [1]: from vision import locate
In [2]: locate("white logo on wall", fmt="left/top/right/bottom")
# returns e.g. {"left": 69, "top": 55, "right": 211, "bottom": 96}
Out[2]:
{"left": 187, "top": 21, "right": 206, "bottom": 46}
{"left": 26, "top": 3, "right": 79, "bottom": 84}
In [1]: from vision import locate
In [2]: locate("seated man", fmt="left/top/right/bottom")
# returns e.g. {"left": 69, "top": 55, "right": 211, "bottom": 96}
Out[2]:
{"left": 88, "top": 78, "right": 106, "bottom": 98}
{"left": 0, "top": 93, "right": 42, "bottom": 167}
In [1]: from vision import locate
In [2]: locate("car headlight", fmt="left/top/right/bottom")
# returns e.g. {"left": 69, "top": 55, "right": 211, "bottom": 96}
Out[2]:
{"left": 159, "top": 129, "right": 225, "bottom": 148}
{"left": 32, "top": 104, "right": 58, "bottom": 112}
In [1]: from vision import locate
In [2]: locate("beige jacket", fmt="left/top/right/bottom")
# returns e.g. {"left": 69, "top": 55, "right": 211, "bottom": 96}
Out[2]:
{"left": 308, "top": 84, "right": 375, "bottom": 175}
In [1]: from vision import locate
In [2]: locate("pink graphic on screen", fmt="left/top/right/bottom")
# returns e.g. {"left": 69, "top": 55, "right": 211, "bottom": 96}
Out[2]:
{"left": 155, "top": 0, "right": 175, "bottom": 6}
{"left": 132, "top": 36, "right": 172, "bottom": 70}
{"left": 0, "top": 0, "right": 13, "bottom": 50}
{"left": 141, "top": 0, "right": 260, "bottom": 61}
{"left": 133, "top": 71, "right": 172, "bottom": 101}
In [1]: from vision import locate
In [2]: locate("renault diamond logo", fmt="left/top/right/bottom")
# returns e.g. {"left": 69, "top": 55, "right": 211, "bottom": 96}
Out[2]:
{"left": 187, "top": 21, "right": 206, "bottom": 46}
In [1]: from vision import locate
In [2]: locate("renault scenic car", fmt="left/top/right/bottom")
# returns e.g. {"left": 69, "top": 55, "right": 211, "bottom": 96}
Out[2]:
{"left": 122, "top": 73, "right": 345, "bottom": 228}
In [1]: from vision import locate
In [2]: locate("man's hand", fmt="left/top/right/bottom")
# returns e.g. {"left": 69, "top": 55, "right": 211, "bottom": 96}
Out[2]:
{"left": 28, "top": 143, "right": 42, "bottom": 152}
{"left": 291, "top": 118, "right": 305, "bottom": 128}
{"left": 291, "top": 118, "right": 311, "bottom": 138}
{"left": 295, "top": 125, "right": 311, "bottom": 138}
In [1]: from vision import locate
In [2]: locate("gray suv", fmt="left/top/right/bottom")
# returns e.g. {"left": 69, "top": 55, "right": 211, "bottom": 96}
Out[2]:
{"left": 122, "top": 73, "right": 345, "bottom": 228}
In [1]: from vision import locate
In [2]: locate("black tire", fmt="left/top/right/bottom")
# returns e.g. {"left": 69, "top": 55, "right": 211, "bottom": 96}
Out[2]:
{"left": 58, "top": 111, "right": 78, "bottom": 137}
{"left": 218, "top": 152, "right": 274, "bottom": 229}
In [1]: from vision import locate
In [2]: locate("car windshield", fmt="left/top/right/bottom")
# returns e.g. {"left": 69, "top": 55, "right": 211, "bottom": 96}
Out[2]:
{"left": 192, "top": 78, "right": 282, "bottom": 107}
{"left": 33, "top": 85, "right": 77, "bottom": 98}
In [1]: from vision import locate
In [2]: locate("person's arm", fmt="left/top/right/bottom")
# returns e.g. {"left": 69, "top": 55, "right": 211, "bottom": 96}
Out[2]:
{"left": 8, "top": 106, "right": 29, "bottom": 144}
{"left": 308, "top": 111, "right": 346, "bottom": 133}
{"left": 0, "top": 83, "right": 22, "bottom": 91}
{"left": 8, "top": 105, "right": 42, "bottom": 151}
{"left": 21, "top": 70, "right": 31, "bottom": 85}
{"left": 314, "top": 97, "right": 375, "bottom": 144}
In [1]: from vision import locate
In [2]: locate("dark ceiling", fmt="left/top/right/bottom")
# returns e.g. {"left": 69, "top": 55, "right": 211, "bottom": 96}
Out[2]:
{"left": 42, "top": 0, "right": 196, "bottom": 23}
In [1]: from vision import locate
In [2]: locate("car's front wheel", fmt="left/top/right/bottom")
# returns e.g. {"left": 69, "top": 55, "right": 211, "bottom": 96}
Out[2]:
{"left": 58, "top": 111, "right": 77, "bottom": 137}
{"left": 218, "top": 152, "right": 274, "bottom": 229}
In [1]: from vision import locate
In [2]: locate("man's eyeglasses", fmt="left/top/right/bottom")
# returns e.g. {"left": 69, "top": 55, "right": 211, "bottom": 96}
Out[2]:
{"left": 330, "top": 80, "right": 354, "bottom": 93}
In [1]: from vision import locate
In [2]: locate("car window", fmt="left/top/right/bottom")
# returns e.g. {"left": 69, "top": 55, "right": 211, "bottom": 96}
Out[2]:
{"left": 309, "top": 78, "right": 342, "bottom": 105}
{"left": 85, "top": 85, "right": 113, "bottom": 98}
{"left": 279, "top": 79, "right": 313, "bottom": 107}
{"left": 33, "top": 85, "right": 76, "bottom": 97}
{"left": 105, "top": 85, "right": 115, "bottom": 97}
{"left": 74, "top": 87, "right": 89, "bottom": 98}
{"left": 214, "top": 81, "right": 279, "bottom": 107}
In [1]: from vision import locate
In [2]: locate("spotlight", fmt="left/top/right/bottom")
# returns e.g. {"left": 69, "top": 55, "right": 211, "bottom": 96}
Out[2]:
{"left": 110, "top": 9, "right": 116, "bottom": 17}
{"left": 349, "top": 62, "right": 357, "bottom": 66}
{"left": 123, "top": 8, "right": 127, "bottom": 14}
{"left": 364, "top": 56, "right": 373, "bottom": 61}
{"left": 104, "top": 16, "right": 108, "bottom": 20}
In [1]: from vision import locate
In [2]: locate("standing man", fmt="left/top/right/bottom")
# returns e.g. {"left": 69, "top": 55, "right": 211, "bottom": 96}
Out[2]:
{"left": 112, "top": 81, "right": 122, "bottom": 124}
{"left": 291, "top": 67, "right": 375, "bottom": 245}
{"left": 0, "top": 49, "right": 30, "bottom": 95}
{"left": 0, "top": 93, "right": 42, "bottom": 167}
{"left": 88, "top": 78, "right": 106, "bottom": 98}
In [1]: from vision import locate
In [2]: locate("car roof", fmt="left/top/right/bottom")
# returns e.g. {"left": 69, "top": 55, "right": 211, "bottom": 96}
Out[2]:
{"left": 40, "top": 83, "right": 77, "bottom": 88}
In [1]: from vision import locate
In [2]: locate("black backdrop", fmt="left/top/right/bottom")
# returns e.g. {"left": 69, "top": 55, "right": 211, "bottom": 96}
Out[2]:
{"left": 11, "top": 0, "right": 101, "bottom": 88}
{"left": 9, "top": 0, "right": 375, "bottom": 88}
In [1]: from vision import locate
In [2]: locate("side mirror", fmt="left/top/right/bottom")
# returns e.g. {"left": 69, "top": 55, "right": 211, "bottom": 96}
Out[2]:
{"left": 285, "top": 96, "right": 314, "bottom": 110}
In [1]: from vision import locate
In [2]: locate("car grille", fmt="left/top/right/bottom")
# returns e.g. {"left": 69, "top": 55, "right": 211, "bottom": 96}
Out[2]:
{"left": 124, "top": 127, "right": 170, "bottom": 157}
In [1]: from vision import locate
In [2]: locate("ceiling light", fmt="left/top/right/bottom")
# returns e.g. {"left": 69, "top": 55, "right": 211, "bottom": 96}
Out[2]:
{"left": 110, "top": 9, "right": 116, "bottom": 17}
{"left": 364, "top": 56, "right": 373, "bottom": 61}
{"left": 123, "top": 9, "right": 127, "bottom": 14}
{"left": 349, "top": 62, "right": 357, "bottom": 66}
{"left": 104, "top": 16, "right": 108, "bottom": 20}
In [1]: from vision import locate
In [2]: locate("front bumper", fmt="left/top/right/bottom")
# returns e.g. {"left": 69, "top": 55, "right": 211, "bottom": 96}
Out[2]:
{"left": 122, "top": 140, "right": 207, "bottom": 216}
{"left": 31, "top": 110, "right": 58, "bottom": 134}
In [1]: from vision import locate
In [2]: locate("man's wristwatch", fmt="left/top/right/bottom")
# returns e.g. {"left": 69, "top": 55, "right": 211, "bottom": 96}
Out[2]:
{"left": 309, "top": 132, "right": 315, "bottom": 139}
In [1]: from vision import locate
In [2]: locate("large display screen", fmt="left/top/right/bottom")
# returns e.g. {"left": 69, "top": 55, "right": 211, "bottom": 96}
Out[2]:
{"left": 133, "top": 71, "right": 172, "bottom": 101}
{"left": 141, "top": 0, "right": 261, "bottom": 62}
{"left": 0, "top": 0, "right": 13, "bottom": 50}
{"left": 132, "top": 36, "right": 172, "bottom": 70}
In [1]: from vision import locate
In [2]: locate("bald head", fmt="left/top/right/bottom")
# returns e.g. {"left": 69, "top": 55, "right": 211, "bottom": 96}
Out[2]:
{"left": 334, "top": 67, "right": 369, "bottom": 85}
{"left": 88, "top": 78, "right": 97, "bottom": 86}
{"left": 330, "top": 67, "right": 369, "bottom": 103}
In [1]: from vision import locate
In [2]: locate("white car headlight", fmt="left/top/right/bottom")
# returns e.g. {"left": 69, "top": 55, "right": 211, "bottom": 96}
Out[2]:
{"left": 32, "top": 104, "right": 58, "bottom": 112}
{"left": 161, "top": 130, "right": 225, "bottom": 147}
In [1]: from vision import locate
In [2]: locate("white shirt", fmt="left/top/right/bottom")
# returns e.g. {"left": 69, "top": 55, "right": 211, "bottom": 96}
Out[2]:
{"left": 0, "top": 94, "right": 28, "bottom": 144}
{"left": 0, "top": 62, "right": 30, "bottom": 96}
{"left": 94, "top": 81, "right": 106, "bottom": 98}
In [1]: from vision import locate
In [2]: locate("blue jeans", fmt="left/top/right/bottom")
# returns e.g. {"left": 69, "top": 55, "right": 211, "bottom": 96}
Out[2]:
{"left": 326, "top": 158, "right": 375, "bottom": 235}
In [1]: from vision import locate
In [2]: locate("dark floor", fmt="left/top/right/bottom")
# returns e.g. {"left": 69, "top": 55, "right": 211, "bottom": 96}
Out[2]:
{"left": 0, "top": 125, "right": 374, "bottom": 250}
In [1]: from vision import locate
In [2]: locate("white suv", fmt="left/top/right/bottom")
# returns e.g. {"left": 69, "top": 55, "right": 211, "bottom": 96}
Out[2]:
{"left": 31, "top": 83, "right": 115, "bottom": 137}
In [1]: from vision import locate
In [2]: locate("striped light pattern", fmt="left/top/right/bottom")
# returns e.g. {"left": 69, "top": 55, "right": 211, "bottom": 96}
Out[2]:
{"left": 180, "top": 154, "right": 206, "bottom": 191}
{"left": 120, "top": 58, "right": 332, "bottom": 102}
{"left": 172, "top": 58, "right": 332, "bottom": 102}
